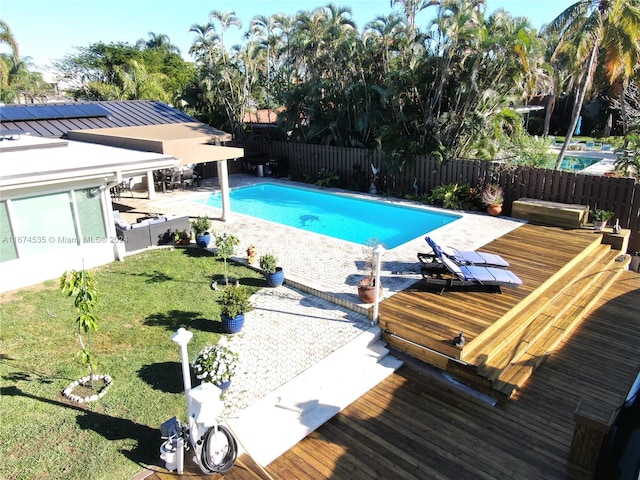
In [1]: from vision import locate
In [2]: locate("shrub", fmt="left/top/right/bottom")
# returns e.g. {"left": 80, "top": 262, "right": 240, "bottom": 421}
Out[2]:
{"left": 219, "top": 286, "right": 253, "bottom": 318}
{"left": 427, "top": 183, "right": 478, "bottom": 210}
{"left": 191, "top": 215, "right": 211, "bottom": 234}
{"left": 259, "top": 253, "right": 278, "bottom": 274}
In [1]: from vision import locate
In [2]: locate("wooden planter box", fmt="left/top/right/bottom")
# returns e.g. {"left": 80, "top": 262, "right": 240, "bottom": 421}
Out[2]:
{"left": 511, "top": 198, "right": 589, "bottom": 229}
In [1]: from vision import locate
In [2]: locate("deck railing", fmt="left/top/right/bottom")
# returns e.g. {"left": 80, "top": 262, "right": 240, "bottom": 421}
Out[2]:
{"left": 243, "top": 139, "right": 640, "bottom": 252}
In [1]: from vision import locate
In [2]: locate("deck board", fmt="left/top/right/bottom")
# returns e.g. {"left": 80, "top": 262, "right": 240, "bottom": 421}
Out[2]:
{"left": 267, "top": 271, "right": 640, "bottom": 480}
{"left": 379, "top": 224, "right": 606, "bottom": 370}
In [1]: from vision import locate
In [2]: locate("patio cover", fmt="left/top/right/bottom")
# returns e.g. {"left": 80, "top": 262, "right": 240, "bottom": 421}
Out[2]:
{"left": 0, "top": 136, "right": 177, "bottom": 192}
{"left": 66, "top": 122, "right": 242, "bottom": 165}
{"left": 66, "top": 122, "right": 243, "bottom": 221}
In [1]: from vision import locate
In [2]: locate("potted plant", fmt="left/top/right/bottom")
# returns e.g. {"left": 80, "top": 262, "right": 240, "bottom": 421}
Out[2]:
{"left": 481, "top": 183, "right": 504, "bottom": 216}
{"left": 218, "top": 286, "right": 253, "bottom": 334}
{"left": 192, "top": 343, "right": 238, "bottom": 390}
{"left": 591, "top": 209, "right": 614, "bottom": 231}
{"left": 357, "top": 238, "right": 383, "bottom": 304}
{"left": 259, "top": 253, "right": 284, "bottom": 287}
{"left": 214, "top": 232, "right": 240, "bottom": 286}
{"left": 191, "top": 215, "right": 211, "bottom": 248}
{"left": 173, "top": 229, "right": 191, "bottom": 246}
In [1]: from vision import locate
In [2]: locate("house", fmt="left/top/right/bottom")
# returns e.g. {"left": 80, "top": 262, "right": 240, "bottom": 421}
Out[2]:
{"left": 0, "top": 101, "right": 243, "bottom": 293}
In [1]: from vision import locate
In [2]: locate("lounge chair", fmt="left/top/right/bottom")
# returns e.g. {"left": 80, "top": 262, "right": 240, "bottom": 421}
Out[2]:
{"left": 419, "top": 236, "right": 510, "bottom": 269}
{"left": 421, "top": 254, "right": 522, "bottom": 294}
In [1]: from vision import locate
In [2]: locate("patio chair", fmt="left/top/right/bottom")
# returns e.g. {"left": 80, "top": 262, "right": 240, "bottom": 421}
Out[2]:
{"left": 419, "top": 236, "right": 510, "bottom": 269}
{"left": 165, "top": 169, "right": 182, "bottom": 191}
{"left": 181, "top": 168, "right": 197, "bottom": 189}
{"left": 421, "top": 254, "right": 522, "bottom": 294}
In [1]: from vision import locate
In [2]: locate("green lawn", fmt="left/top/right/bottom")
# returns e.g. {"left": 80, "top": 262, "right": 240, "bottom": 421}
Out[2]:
{"left": 0, "top": 247, "right": 264, "bottom": 480}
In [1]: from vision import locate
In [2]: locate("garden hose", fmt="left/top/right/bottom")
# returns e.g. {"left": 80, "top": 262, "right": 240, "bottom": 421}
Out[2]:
{"left": 200, "top": 424, "right": 238, "bottom": 473}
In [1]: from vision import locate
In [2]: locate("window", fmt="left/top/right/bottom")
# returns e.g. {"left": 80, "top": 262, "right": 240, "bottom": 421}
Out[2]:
{"left": 11, "top": 192, "right": 77, "bottom": 256}
{"left": 1, "top": 187, "right": 107, "bottom": 262}
{"left": 76, "top": 188, "right": 106, "bottom": 242}
{"left": 0, "top": 202, "right": 17, "bottom": 261}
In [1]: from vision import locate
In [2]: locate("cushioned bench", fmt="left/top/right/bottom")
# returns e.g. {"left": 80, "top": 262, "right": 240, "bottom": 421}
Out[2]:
{"left": 114, "top": 212, "right": 191, "bottom": 252}
{"left": 511, "top": 198, "right": 589, "bottom": 229}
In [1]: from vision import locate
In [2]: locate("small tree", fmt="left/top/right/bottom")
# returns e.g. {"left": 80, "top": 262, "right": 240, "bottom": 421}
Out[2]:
{"left": 60, "top": 269, "right": 100, "bottom": 388}
{"left": 215, "top": 232, "right": 239, "bottom": 285}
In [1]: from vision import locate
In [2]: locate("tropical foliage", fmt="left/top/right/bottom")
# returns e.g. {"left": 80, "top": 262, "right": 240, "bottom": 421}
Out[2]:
{"left": 52, "top": 36, "right": 195, "bottom": 103}
{"left": 3, "top": 1, "right": 640, "bottom": 172}
{"left": 0, "top": 20, "right": 52, "bottom": 103}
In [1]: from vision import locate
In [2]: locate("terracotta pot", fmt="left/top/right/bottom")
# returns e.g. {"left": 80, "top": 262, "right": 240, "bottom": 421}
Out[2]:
{"left": 357, "top": 277, "right": 383, "bottom": 303}
{"left": 487, "top": 204, "right": 503, "bottom": 216}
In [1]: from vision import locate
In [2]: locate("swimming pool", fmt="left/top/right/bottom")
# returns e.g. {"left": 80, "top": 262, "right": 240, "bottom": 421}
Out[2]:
{"left": 560, "top": 155, "right": 602, "bottom": 172}
{"left": 195, "top": 183, "right": 460, "bottom": 248}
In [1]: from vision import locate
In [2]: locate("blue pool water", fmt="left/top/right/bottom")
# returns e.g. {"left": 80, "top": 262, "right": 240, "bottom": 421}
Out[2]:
{"left": 195, "top": 183, "right": 460, "bottom": 248}
{"left": 560, "top": 156, "right": 601, "bottom": 172}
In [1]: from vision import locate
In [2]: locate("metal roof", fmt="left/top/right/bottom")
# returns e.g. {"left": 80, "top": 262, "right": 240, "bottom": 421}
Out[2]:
{"left": 0, "top": 100, "right": 195, "bottom": 138}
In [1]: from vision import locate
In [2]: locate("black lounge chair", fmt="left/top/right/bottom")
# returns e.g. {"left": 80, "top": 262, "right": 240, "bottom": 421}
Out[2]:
{"left": 421, "top": 252, "right": 522, "bottom": 294}
{"left": 420, "top": 236, "right": 510, "bottom": 268}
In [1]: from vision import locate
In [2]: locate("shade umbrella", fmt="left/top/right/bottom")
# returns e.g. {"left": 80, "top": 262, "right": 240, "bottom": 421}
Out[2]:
{"left": 574, "top": 116, "right": 582, "bottom": 135}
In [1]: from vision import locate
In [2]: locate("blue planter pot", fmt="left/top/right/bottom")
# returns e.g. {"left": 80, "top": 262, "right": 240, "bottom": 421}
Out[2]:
{"left": 265, "top": 267, "right": 284, "bottom": 287}
{"left": 221, "top": 313, "right": 244, "bottom": 334}
{"left": 215, "top": 379, "right": 232, "bottom": 390}
{"left": 195, "top": 232, "right": 211, "bottom": 248}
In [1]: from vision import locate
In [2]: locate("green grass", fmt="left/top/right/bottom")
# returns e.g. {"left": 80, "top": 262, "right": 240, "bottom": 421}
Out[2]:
{"left": 0, "top": 248, "right": 264, "bottom": 480}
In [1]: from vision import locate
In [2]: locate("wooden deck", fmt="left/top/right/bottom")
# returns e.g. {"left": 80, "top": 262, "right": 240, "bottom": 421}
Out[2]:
{"left": 379, "top": 223, "right": 631, "bottom": 401}
{"left": 266, "top": 270, "right": 640, "bottom": 480}
{"left": 139, "top": 224, "right": 640, "bottom": 480}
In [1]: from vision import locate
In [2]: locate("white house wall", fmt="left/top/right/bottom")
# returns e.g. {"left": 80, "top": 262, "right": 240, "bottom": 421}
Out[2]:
{"left": 0, "top": 136, "right": 178, "bottom": 293}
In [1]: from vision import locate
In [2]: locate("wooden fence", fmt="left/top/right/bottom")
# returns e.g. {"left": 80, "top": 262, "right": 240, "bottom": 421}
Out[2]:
{"left": 243, "top": 139, "right": 640, "bottom": 252}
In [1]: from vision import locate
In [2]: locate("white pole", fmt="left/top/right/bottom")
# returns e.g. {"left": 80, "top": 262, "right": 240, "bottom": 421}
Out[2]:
{"left": 217, "top": 160, "right": 232, "bottom": 222}
{"left": 371, "top": 244, "right": 385, "bottom": 326}
{"left": 172, "top": 328, "right": 194, "bottom": 397}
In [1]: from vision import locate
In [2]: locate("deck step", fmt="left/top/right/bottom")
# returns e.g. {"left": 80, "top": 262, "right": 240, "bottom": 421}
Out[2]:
{"left": 492, "top": 253, "right": 630, "bottom": 398}
{"left": 464, "top": 243, "right": 613, "bottom": 366}
{"left": 226, "top": 326, "right": 403, "bottom": 467}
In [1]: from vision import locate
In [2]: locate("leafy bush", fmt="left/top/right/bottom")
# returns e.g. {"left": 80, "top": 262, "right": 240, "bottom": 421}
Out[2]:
{"left": 427, "top": 183, "right": 478, "bottom": 210}
{"left": 316, "top": 168, "right": 340, "bottom": 187}
{"left": 259, "top": 253, "right": 278, "bottom": 273}
{"left": 219, "top": 286, "right": 254, "bottom": 318}
{"left": 191, "top": 215, "right": 211, "bottom": 234}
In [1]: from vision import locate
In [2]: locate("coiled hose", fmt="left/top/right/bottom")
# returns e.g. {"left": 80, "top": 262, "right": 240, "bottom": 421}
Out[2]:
{"left": 200, "top": 424, "right": 238, "bottom": 473}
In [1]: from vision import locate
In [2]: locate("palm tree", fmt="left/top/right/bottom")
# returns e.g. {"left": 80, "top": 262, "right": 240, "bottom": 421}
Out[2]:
{"left": 188, "top": 22, "right": 219, "bottom": 64}
{"left": 0, "top": 20, "right": 20, "bottom": 95}
{"left": 209, "top": 10, "right": 242, "bottom": 55}
{"left": 362, "top": 14, "right": 406, "bottom": 75}
{"left": 547, "top": 0, "right": 640, "bottom": 170}
{"left": 0, "top": 20, "right": 19, "bottom": 57}
{"left": 390, "top": 0, "right": 428, "bottom": 42}
{"left": 599, "top": 1, "right": 640, "bottom": 144}
{"left": 137, "top": 32, "right": 180, "bottom": 54}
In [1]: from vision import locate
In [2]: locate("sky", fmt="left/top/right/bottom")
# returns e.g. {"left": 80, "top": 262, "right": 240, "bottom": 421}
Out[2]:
{"left": 2, "top": 0, "right": 576, "bottom": 77}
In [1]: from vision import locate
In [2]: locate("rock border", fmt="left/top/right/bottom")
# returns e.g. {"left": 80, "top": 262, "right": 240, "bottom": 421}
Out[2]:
{"left": 63, "top": 374, "right": 113, "bottom": 404}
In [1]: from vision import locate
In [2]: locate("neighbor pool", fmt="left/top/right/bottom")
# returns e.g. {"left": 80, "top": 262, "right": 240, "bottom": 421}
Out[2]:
{"left": 194, "top": 183, "right": 460, "bottom": 248}
{"left": 560, "top": 155, "right": 601, "bottom": 172}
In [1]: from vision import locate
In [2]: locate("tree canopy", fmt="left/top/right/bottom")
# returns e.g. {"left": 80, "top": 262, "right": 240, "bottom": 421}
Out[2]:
{"left": 2, "top": 0, "right": 639, "bottom": 168}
